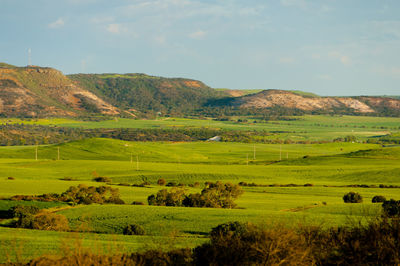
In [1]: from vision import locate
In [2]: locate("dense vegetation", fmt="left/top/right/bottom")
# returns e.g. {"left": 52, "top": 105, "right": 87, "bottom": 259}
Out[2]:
{"left": 10, "top": 184, "right": 124, "bottom": 205}
{"left": 69, "top": 73, "right": 224, "bottom": 117}
{"left": 147, "top": 182, "right": 243, "bottom": 208}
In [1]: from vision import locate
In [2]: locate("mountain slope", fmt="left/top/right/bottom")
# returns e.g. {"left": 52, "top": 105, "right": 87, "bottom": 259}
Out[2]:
{"left": 0, "top": 64, "right": 118, "bottom": 117}
{"left": 224, "top": 89, "right": 400, "bottom": 115}
{"left": 69, "top": 73, "right": 223, "bottom": 116}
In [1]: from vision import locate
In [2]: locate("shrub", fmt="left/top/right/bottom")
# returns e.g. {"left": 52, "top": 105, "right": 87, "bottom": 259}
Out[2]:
{"left": 7, "top": 176, "right": 15, "bottom": 180}
{"left": 93, "top": 176, "right": 112, "bottom": 183}
{"left": 9, "top": 205, "right": 40, "bottom": 218}
{"left": 32, "top": 212, "right": 70, "bottom": 231}
{"left": 382, "top": 199, "right": 400, "bottom": 217}
{"left": 148, "top": 182, "right": 243, "bottom": 209}
{"left": 147, "top": 188, "right": 186, "bottom": 207}
{"left": 343, "top": 192, "right": 363, "bottom": 203}
{"left": 372, "top": 195, "right": 386, "bottom": 203}
{"left": 123, "top": 223, "right": 145, "bottom": 235}
{"left": 157, "top": 178, "right": 166, "bottom": 186}
{"left": 194, "top": 222, "right": 313, "bottom": 265}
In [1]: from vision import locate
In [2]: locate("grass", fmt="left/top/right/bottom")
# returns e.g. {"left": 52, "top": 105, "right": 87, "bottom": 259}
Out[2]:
{"left": 1, "top": 115, "right": 399, "bottom": 141}
{"left": 0, "top": 115, "right": 400, "bottom": 262}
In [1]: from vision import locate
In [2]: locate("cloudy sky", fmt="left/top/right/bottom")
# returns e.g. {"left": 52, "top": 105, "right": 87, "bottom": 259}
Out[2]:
{"left": 1, "top": 0, "right": 400, "bottom": 95}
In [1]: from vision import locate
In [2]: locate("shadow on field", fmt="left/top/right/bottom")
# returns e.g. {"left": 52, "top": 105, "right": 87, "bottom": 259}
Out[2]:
{"left": 183, "top": 230, "right": 208, "bottom": 236}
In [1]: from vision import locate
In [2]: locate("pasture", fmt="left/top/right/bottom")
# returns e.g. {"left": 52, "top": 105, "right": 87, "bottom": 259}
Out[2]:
{"left": 1, "top": 115, "right": 400, "bottom": 262}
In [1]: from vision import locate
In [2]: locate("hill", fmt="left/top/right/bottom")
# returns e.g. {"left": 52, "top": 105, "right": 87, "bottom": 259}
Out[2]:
{"left": 0, "top": 63, "right": 118, "bottom": 117}
{"left": 68, "top": 73, "right": 223, "bottom": 117}
{"left": 219, "top": 89, "right": 400, "bottom": 116}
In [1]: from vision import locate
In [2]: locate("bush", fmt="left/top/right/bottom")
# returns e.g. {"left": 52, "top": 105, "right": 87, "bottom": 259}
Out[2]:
{"left": 382, "top": 199, "right": 400, "bottom": 217}
{"left": 9, "top": 205, "right": 40, "bottom": 218}
{"left": 31, "top": 212, "right": 70, "bottom": 231}
{"left": 131, "top": 201, "right": 145, "bottom": 205}
{"left": 194, "top": 222, "right": 313, "bottom": 265}
{"left": 372, "top": 195, "right": 386, "bottom": 203}
{"left": 343, "top": 192, "right": 363, "bottom": 203}
{"left": 93, "top": 177, "right": 112, "bottom": 183}
{"left": 123, "top": 223, "right": 145, "bottom": 235}
{"left": 148, "top": 182, "right": 243, "bottom": 208}
{"left": 157, "top": 178, "right": 166, "bottom": 186}
{"left": 7, "top": 176, "right": 15, "bottom": 180}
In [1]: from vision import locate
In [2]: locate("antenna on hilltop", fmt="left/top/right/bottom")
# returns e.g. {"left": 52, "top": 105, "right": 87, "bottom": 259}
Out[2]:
{"left": 28, "top": 48, "right": 32, "bottom": 66}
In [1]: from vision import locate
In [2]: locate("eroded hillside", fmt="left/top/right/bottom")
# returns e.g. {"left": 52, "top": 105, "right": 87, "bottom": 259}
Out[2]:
{"left": 0, "top": 64, "right": 118, "bottom": 117}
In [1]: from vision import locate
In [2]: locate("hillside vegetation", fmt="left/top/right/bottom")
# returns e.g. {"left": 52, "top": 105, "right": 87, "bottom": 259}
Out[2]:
{"left": 69, "top": 73, "right": 223, "bottom": 117}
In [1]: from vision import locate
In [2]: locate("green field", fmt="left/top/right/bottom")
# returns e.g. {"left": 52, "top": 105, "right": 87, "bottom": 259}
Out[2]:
{"left": 1, "top": 115, "right": 400, "bottom": 262}
{"left": 2, "top": 115, "right": 399, "bottom": 141}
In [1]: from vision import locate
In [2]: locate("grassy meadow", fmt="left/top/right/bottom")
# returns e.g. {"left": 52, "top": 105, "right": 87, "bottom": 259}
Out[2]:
{"left": 1, "top": 115, "right": 400, "bottom": 262}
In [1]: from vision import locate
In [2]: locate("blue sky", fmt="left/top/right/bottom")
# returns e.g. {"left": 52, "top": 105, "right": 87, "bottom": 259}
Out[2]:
{"left": 1, "top": 0, "right": 399, "bottom": 95}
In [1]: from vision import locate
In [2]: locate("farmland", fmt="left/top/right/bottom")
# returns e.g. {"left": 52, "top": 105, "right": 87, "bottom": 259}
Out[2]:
{"left": 1, "top": 115, "right": 400, "bottom": 263}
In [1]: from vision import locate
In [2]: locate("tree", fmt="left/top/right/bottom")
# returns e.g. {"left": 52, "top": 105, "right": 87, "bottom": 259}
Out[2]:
{"left": 343, "top": 192, "right": 363, "bottom": 203}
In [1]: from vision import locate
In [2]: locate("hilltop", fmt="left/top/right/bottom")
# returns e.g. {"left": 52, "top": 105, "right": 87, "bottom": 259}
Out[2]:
{"left": 0, "top": 63, "right": 118, "bottom": 117}
{"left": 218, "top": 89, "right": 400, "bottom": 116}
{"left": 1, "top": 63, "right": 400, "bottom": 118}
{"left": 68, "top": 73, "right": 223, "bottom": 117}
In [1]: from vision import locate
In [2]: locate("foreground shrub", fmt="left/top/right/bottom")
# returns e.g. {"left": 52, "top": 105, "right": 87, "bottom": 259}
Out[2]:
{"left": 194, "top": 222, "right": 313, "bottom": 265}
{"left": 123, "top": 223, "right": 145, "bottom": 235}
{"left": 382, "top": 199, "right": 400, "bottom": 217}
{"left": 343, "top": 192, "right": 363, "bottom": 203}
{"left": 11, "top": 218, "right": 400, "bottom": 265}
{"left": 372, "top": 195, "right": 386, "bottom": 203}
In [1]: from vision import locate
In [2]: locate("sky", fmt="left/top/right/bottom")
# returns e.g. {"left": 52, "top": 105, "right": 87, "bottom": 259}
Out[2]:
{"left": 1, "top": 0, "right": 400, "bottom": 96}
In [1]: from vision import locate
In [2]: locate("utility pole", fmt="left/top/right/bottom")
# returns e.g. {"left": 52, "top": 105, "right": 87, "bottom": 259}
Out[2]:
{"left": 280, "top": 144, "right": 282, "bottom": 161}
{"left": 246, "top": 154, "right": 249, "bottom": 166}
{"left": 253, "top": 144, "right": 256, "bottom": 160}
{"left": 57, "top": 147, "right": 60, "bottom": 160}
{"left": 136, "top": 155, "right": 139, "bottom": 171}
{"left": 35, "top": 146, "right": 38, "bottom": 161}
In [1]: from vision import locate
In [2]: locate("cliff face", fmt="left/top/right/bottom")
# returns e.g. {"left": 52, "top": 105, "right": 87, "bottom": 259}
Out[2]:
{"left": 230, "top": 89, "right": 400, "bottom": 114}
{"left": 0, "top": 65, "right": 119, "bottom": 117}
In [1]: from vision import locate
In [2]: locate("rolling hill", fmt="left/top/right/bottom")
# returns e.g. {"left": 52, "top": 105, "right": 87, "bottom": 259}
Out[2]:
{"left": 218, "top": 89, "right": 400, "bottom": 116}
{"left": 0, "top": 63, "right": 118, "bottom": 117}
{"left": 1, "top": 62, "right": 400, "bottom": 118}
{"left": 68, "top": 73, "right": 224, "bottom": 116}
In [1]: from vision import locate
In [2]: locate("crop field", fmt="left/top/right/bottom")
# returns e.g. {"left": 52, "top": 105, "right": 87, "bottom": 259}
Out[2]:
{"left": 1, "top": 115, "right": 400, "bottom": 263}
{"left": 2, "top": 115, "right": 400, "bottom": 141}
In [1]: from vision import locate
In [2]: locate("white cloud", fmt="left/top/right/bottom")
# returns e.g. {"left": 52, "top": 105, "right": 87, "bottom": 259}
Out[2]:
{"left": 328, "top": 51, "right": 351, "bottom": 66}
{"left": 48, "top": 18, "right": 65, "bottom": 29}
{"left": 189, "top": 30, "right": 207, "bottom": 40}
{"left": 279, "top": 57, "right": 295, "bottom": 64}
{"left": 106, "top": 23, "right": 123, "bottom": 34}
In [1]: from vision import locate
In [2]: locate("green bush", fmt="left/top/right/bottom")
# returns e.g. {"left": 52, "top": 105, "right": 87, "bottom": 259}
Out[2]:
{"left": 343, "top": 192, "right": 363, "bottom": 203}
{"left": 148, "top": 182, "right": 243, "bottom": 208}
{"left": 372, "top": 195, "right": 386, "bottom": 203}
{"left": 123, "top": 223, "right": 145, "bottom": 235}
{"left": 9, "top": 205, "right": 40, "bottom": 218}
